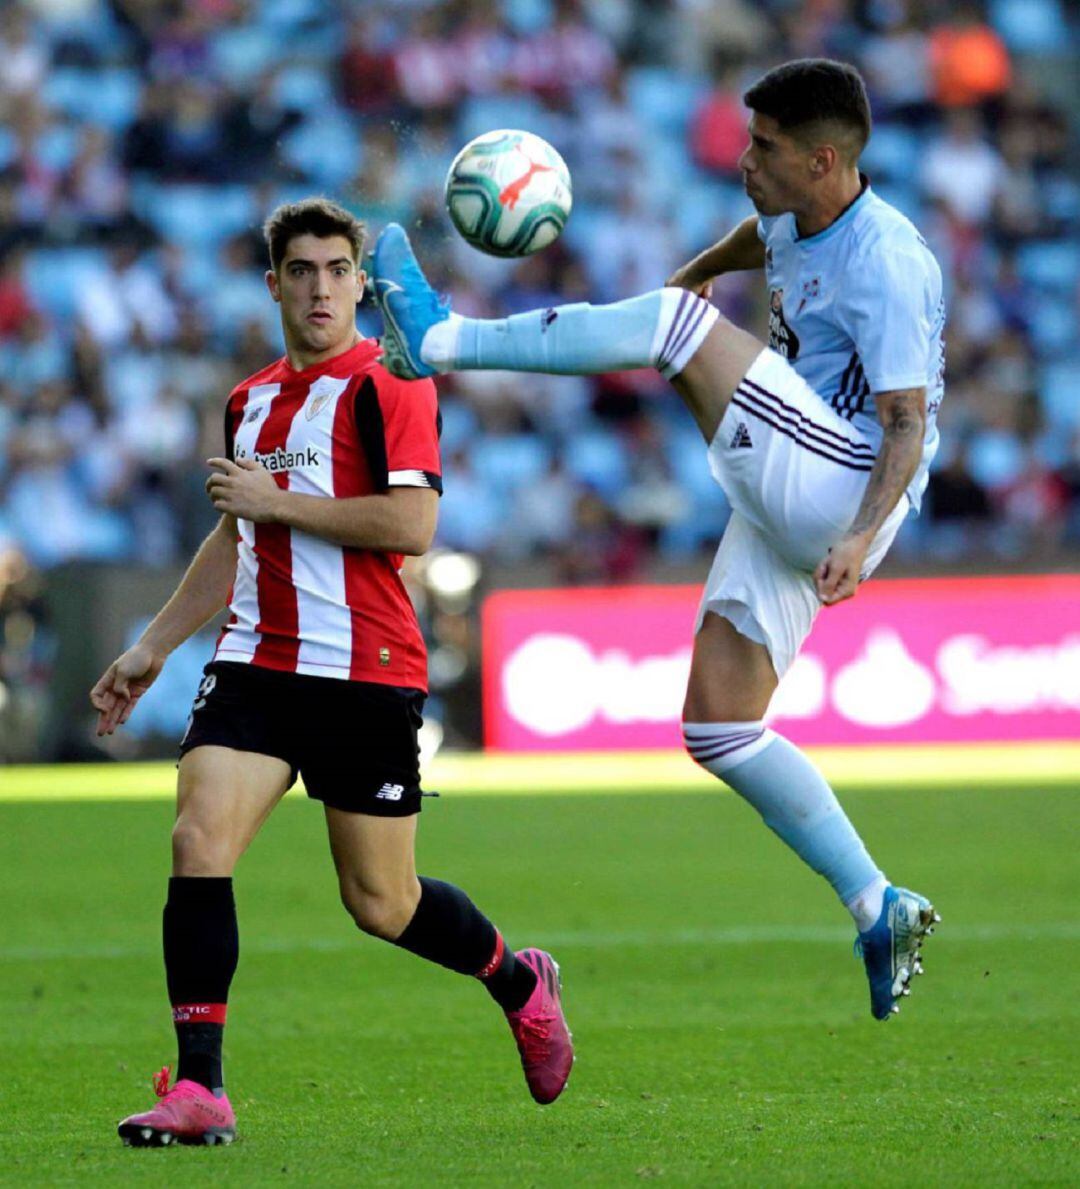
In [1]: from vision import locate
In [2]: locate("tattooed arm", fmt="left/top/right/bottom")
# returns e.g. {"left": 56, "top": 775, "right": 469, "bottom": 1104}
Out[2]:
{"left": 814, "top": 387, "right": 926, "bottom": 606}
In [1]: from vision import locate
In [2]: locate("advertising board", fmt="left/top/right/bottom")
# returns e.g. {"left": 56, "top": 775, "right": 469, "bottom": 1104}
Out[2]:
{"left": 482, "top": 576, "right": 1080, "bottom": 751}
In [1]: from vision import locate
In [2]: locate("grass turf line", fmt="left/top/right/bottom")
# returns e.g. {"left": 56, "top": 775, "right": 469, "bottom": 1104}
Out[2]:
{"left": 5, "top": 741, "right": 1080, "bottom": 803}
{"left": 1, "top": 783, "right": 1077, "bottom": 1186}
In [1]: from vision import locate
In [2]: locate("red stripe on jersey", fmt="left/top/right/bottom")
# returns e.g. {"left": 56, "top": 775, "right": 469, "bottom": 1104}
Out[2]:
{"left": 331, "top": 380, "right": 369, "bottom": 680}
{"left": 252, "top": 389, "right": 304, "bottom": 671}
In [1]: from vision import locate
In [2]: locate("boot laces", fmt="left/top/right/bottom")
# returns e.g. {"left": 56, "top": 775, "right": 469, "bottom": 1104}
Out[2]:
{"left": 152, "top": 1064, "right": 172, "bottom": 1097}
{"left": 517, "top": 1014, "right": 553, "bottom": 1064}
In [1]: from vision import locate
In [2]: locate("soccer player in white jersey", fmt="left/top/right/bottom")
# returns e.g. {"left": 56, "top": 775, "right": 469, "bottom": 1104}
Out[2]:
{"left": 90, "top": 198, "right": 572, "bottom": 1148}
{"left": 373, "top": 60, "right": 942, "bottom": 1024}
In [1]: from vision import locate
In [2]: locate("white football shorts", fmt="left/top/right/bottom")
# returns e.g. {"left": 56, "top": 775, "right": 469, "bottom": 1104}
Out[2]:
{"left": 696, "top": 348, "right": 908, "bottom": 677}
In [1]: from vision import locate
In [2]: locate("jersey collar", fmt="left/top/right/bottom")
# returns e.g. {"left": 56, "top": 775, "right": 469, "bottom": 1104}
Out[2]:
{"left": 794, "top": 173, "right": 871, "bottom": 247}
{"left": 281, "top": 336, "right": 379, "bottom": 379}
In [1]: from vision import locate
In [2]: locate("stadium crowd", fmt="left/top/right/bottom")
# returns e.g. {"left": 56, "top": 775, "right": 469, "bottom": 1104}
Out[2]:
{"left": 0, "top": 0, "right": 1077, "bottom": 743}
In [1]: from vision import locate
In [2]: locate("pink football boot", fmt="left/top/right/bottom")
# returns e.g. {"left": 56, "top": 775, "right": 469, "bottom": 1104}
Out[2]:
{"left": 504, "top": 949, "right": 574, "bottom": 1104}
{"left": 118, "top": 1066, "right": 236, "bottom": 1146}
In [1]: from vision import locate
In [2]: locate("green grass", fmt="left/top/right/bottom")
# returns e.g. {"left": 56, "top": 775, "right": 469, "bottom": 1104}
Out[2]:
{"left": 1, "top": 781, "right": 1077, "bottom": 1186}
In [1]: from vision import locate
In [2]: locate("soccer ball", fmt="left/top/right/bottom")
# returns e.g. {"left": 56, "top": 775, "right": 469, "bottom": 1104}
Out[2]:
{"left": 444, "top": 129, "right": 572, "bottom": 258}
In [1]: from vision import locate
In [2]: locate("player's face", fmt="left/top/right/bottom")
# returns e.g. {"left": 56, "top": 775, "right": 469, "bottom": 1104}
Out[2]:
{"left": 738, "top": 114, "right": 816, "bottom": 216}
{"left": 267, "top": 234, "right": 365, "bottom": 360}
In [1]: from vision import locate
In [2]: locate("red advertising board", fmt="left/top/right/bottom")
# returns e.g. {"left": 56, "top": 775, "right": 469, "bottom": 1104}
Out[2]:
{"left": 482, "top": 575, "right": 1080, "bottom": 751}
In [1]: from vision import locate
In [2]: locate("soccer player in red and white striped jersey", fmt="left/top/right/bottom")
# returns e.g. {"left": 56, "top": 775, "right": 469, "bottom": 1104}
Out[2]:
{"left": 91, "top": 199, "right": 571, "bottom": 1147}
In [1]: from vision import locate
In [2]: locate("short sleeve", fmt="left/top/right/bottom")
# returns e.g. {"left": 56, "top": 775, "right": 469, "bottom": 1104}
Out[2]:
{"left": 836, "top": 246, "right": 938, "bottom": 393}
{"left": 356, "top": 373, "right": 443, "bottom": 494}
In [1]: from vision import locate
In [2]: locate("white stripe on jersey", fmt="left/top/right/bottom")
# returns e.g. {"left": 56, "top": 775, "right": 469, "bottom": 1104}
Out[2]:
{"left": 286, "top": 377, "right": 355, "bottom": 677}
{"left": 217, "top": 383, "right": 279, "bottom": 664}
{"left": 388, "top": 469, "right": 432, "bottom": 487}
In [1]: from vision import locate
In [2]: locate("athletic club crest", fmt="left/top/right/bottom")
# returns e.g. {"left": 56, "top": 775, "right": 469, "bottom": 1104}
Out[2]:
{"left": 768, "top": 288, "right": 800, "bottom": 360}
{"left": 306, "top": 378, "right": 337, "bottom": 420}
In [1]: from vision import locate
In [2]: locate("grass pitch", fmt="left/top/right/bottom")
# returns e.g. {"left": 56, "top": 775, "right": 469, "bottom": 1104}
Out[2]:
{"left": 1, "top": 776, "right": 1076, "bottom": 1186}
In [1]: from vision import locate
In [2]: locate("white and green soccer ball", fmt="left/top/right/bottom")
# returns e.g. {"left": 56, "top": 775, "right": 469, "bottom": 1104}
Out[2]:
{"left": 444, "top": 129, "right": 572, "bottom": 258}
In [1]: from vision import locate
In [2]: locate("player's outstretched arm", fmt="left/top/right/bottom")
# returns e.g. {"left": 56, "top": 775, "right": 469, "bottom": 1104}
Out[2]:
{"left": 89, "top": 515, "right": 239, "bottom": 736}
{"left": 815, "top": 387, "right": 926, "bottom": 607}
{"left": 667, "top": 216, "right": 766, "bottom": 297}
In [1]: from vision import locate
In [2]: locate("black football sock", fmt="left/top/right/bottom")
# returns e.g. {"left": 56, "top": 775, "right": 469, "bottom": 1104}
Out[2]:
{"left": 393, "top": 877, "right": 538, "bottom": 1012}
{"left": 162, "top": 876, "right": 238, "bottom": 1095}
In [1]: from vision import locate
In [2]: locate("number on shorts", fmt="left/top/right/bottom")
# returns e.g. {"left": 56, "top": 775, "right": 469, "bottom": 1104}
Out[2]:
{"left": 192, "top": 673, "right": 217, "bottom": 712}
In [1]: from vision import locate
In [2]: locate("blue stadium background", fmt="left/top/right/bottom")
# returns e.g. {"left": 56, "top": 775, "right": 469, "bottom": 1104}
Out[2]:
{"left": 0, "top": 0, "right": 1077, "bottom": 759}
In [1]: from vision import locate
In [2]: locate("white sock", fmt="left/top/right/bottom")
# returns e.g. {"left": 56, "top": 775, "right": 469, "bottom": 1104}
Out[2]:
{"left": 683, "top": 721, "right": 886, "bottom": 913}
{"left": 421, "top": 289, "right": 718, "bottom": 377}
{"left": 844, "top": 875, "right": 889, "bottom": 933}
{"left": 420, "top": 311, "right": 464, "bottom": 370}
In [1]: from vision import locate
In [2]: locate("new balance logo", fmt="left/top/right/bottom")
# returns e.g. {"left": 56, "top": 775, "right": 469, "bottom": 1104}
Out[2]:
{"left": 730, "top": 422, "right": 753, "bottom": 449}
{"left": 375, "top": 783, "right": 405, "bottom": 801}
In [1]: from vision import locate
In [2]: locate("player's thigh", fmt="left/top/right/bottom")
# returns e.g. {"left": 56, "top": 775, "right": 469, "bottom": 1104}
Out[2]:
{"left": 324, "top": 808, "right": 419, "bottom": 896}
{"left": 324, "top": 808, "right": 421, "bottom": 938}
{"left": 706, "top": 349, "right": 879, "bottom": 571}
{"left": 690, "top": 512, "right": 821, "bottom": 703}
{"left": 174, "top": 745, "right": 293, "bottom": 874}
{"left": 683, "top": 612, "right": 778, "bottom": 723}
{"left": 174, "top": 660, "right": 300, "bottom": 873}
{"left": 671, "top": 318, "right": 764, "bottom": 444}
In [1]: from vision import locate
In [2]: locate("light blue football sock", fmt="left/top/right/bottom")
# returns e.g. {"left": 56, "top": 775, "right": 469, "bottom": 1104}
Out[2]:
{"left": 422, "top": 288, "right": 719, "bottom": 379}
{"left": 684, "top": 722, "right": 883, "bottom": 906}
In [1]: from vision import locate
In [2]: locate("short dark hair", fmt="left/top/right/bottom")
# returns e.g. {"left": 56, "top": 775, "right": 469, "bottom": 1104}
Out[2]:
{"left": 743, "top": 59, "right": 871, "bottom": 158}
{"left": 263, "top": 197, "right": 366, "bottom": 271}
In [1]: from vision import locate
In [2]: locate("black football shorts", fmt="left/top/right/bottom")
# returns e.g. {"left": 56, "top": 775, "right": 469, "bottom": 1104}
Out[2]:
{"left": 178, "top": 661, "right": 426, "bottom": 816}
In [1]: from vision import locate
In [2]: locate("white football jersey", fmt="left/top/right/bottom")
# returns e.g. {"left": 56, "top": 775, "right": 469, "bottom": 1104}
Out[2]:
{"left": 758, "top": 181, "right": 945, "bottom": 512}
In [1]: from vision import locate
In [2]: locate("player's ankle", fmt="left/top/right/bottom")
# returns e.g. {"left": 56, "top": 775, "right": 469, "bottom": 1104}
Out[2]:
{"left": 845, "top": 875, "right": 888, "bottom": 932}
{"left": 420, "top": 311, "right": 462, "bottom": 369}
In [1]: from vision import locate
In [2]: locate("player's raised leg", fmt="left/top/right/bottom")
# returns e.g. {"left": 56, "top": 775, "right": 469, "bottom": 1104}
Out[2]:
{"left": 118, "top": 746, "right": 292, "bottom": 1146}
{"left": 325, "top": 808, "right": 573, "bottom": 1104}
{"left": 373, "top": 222, "right": 759, "bottom": 442}
{"left": 682, "top": 610, "right": 938, "bottom": 1020}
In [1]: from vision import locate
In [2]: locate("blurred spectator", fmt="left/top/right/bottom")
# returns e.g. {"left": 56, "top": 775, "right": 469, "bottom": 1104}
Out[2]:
{"left": 339, "top": 13, "right": 400, "bottom": 116}
{"left": 928, "top": 3, "right": 1012, "bottom": 110}
{"left": 77, "top": 243, "right": 178, "bottom": 350}
{"left": 159, "top": 81, "right": 228, "bottom": 182}
{"left": 921, "top": 109, "right": 1003, "bottom": 226}
{"left": 0, "top": 543, "right": 55, "bottom": 762}
{"left": 58, "top": 127, "right": 130, "bottom": 234}
{"left": 991, "top": 120, "right": 1043, "bottom": 245}
{"left": 0, "top": 6, "right": 46, "bottom": 99}
{"left": 556, "top": 489, "right": 643, "bottom": 585}
{"left": 860, "top": 6, "right": 934, "bottom": 126}
{"left": 692, "top": 59, "right": 750, "bottom": 176}
{"left": 0, "top": 250, "right": 35, "bottom": 340}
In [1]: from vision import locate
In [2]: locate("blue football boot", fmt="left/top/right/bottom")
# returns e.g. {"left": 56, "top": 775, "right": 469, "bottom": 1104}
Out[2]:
{"left": 372, "top": 223, "right": 450, "bottom": 380}
{"left": 855, "top": 885, "right": 940, "bottom": 1020}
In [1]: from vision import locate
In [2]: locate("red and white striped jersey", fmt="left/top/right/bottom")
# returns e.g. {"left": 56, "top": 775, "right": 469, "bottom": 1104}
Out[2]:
{"left": 213, "top": 337, "right": 440, "bottom": 690}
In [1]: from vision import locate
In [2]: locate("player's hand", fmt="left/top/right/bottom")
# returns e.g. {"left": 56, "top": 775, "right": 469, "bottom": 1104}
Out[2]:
{"left": 205, "top": 457, "right": 282, "bottom": 522}
{"left": 90, "top": 644, "right": 165, "bottom": 736}
{"left": 665, "top": 263, "right": 713, "bottom": 301}
{"left": 814, "top": 535, "right": 870, "bottom": 606}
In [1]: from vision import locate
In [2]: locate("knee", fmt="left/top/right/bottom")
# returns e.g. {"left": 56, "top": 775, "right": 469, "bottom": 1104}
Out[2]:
{"left": 171, "top": 818, "right": 237, "bottom": 876}
{"left": 682, "top": 718, "right": 770, "bottom": 775}
{"left": 340, "top": 880, "right": 419, "bottom": 941}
